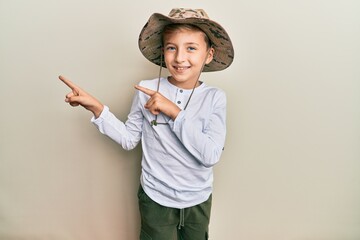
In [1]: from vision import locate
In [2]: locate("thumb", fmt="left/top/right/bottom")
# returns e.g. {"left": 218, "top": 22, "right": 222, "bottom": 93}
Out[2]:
{"left": 66, "top": 95, "right": 82, "bottom": 104}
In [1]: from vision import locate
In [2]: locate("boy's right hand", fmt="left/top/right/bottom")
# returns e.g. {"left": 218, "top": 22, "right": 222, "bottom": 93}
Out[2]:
{"left": 59, "top": 75, "right": 104, "bottom": 118}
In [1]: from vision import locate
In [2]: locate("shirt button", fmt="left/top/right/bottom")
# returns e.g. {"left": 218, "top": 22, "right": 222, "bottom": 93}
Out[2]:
{"left": 177, "top": 101, "right": 181, "bottom": 104}
{"left": 180, "top": 89, "right": 183, "bottom": 93}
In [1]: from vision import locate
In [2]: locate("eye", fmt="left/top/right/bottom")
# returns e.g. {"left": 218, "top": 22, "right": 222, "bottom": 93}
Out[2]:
{"left": 187, "top": 46, "right": 196, "bottom": 51}
{"left": 165, "top": 46, "right": 176, "bottom": 51}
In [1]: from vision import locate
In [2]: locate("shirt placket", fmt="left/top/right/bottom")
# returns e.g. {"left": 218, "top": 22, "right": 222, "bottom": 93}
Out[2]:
{"left": 175, "top": 88, "right": 187, "bottom": 110}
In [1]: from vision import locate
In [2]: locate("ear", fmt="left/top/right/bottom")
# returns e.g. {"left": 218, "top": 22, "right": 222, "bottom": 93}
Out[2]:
{"left": 205, "top": 47, "right": 215, "bottom": 64}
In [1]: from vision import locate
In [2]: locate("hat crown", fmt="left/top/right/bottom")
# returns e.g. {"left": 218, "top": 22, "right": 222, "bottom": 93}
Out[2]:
{"left": 168, "top": 8, "right": 209, "bottom": 20}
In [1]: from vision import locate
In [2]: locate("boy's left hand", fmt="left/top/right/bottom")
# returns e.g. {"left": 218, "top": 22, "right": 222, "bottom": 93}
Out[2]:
{"left": 135, "top": 85, "right": 180, "bottom": 120}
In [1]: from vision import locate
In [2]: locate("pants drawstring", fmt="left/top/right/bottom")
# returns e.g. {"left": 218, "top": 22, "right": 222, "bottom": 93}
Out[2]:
{"left": 178, "top": 208, "right": 185, "bottom": 229}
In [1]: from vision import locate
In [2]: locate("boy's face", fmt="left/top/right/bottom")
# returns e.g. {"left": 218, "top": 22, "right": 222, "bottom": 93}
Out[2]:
{"left": 163, "top": 28, "right": 214, "bottom": 89}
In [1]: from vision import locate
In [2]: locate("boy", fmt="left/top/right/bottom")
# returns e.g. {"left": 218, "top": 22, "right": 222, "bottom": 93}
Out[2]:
{"left": 60, "top": 8, "right": 234, "bottom": 240}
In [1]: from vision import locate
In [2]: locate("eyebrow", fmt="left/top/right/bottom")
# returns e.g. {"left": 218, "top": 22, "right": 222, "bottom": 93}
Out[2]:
{"left": 164, "top": 42, "right": 200, "bottom": 46}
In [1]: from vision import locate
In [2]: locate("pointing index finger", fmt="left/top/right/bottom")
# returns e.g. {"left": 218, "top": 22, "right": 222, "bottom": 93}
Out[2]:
{"left": 134, "top": 85, "right": 156, "bottom": 96}
{"left": 59, "top": 75, "right": 78, "bottom": 90}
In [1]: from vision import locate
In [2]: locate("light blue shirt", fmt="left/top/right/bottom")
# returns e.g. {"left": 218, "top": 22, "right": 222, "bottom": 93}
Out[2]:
{"left": 92, "top": 77, "right": 226, "bottom": 208}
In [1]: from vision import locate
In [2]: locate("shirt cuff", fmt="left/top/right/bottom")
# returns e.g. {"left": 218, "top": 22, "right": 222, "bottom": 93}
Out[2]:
{"left": 168, "top": 110, "right": 185, "bottom": 132}
{"left": 91, "top": 105, "right": 110, "bottom": 124}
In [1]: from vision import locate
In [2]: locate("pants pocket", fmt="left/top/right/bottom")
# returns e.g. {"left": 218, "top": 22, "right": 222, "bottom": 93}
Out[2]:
{"left": 137, "top": 185, "right": 149, "bottom": 202}
{"left": 137, "top": 185, "right": 144, "bottom": 199}
{"left": 140, "top": 229, "right": 152, "bottom": 240}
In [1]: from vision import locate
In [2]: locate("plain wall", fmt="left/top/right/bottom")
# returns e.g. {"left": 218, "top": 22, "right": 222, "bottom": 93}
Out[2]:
{"left": 0, "top": 0, "right": 359, "bottom": 239}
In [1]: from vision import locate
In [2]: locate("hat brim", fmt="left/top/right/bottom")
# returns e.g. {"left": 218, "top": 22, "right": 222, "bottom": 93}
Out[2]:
{"left": 138, "top": 13, "right": 234, "bottom": 72}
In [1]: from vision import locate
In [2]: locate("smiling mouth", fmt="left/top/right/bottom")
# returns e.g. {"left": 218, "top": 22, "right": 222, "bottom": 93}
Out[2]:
{"left": 174, "top": 66, "right": 190, "bottom": 71}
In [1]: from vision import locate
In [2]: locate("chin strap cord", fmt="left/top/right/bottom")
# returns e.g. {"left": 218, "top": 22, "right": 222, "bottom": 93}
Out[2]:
{"left": 151, "top": 50, "right": 209, "bottom": 126}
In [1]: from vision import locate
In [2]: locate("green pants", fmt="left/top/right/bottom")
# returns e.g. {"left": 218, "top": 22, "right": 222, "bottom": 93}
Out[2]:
{"left": 138, "top": 185, "right": 212, "bottom": 240}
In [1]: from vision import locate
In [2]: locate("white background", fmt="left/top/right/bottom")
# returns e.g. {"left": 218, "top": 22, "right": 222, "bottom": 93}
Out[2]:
{"left": 0, "top": 0, "right": 359, "bottom": 239}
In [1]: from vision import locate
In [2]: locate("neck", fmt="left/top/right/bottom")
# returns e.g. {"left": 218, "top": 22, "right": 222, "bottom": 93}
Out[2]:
{"left": 168, "top": 76, "right": 199, "bottom": 89}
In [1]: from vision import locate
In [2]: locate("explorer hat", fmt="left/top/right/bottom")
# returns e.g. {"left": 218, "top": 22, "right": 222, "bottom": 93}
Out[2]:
{"left": 138, "top": 8, "right": 234, "bottom": 72}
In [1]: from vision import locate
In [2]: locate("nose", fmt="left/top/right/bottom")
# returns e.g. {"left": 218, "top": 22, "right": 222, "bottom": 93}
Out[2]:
{"left": 175, "top": 48, "right": 186, "bottom": 63}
